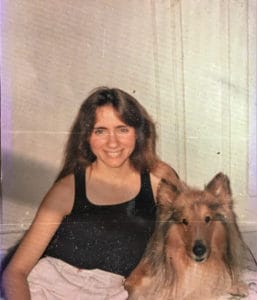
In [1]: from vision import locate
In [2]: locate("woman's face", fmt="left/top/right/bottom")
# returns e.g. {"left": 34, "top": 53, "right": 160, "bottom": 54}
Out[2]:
{"left": 89, "top": 105, "right": 136, "bottom": 169}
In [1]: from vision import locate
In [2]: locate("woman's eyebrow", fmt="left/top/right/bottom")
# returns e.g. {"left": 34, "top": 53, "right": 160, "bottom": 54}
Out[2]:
{"left": 93, "top": 125, "right": 128, "bottom": 129}
{"left": 93, "top": 126, "right": 108, "bottom": 130}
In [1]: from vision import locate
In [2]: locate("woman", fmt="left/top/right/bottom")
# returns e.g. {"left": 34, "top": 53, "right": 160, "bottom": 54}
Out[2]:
{"left": 2, "top": 87, "right": 181, "bottom": 299}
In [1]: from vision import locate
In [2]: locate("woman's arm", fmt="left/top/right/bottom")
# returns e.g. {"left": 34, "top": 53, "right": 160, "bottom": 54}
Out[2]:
{"left": 152, "top": 160, "right": 181, "bottom": 185}
{"left": 2, "top": 174, "right": 74, "bottom": 300}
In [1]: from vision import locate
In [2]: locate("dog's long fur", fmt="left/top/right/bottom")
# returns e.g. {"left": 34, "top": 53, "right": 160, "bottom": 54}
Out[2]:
{"left": 125, "top": 173, "right": 257, "bottom": 300}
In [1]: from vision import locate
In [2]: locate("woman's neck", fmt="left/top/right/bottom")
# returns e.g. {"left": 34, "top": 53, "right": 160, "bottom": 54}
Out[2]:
{"left": 90, "top": 161, "right": 137, "bottom": 182}
{"left": 86, "top": 160, "right": 141, "bottom": 204}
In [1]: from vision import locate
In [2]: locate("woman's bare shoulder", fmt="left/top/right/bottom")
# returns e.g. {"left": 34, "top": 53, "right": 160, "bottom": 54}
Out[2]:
{"left": 41, "top": 173, "right": 75, "bottom": 216}
{"left": 151, "top": 161, "right": 180, "bottom": 185}
{"left": 150, "top": 161, "right": 185, "bottom": 201}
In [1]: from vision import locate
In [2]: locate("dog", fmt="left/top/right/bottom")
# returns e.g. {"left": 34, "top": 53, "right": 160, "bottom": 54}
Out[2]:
{"left": 125, "top": 173, "right": 257, "bottom": 300}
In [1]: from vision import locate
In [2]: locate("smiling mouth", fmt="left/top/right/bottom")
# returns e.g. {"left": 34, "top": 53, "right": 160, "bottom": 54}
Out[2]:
{"left": 105, "top": 151, "right": 122, "bottom": 158}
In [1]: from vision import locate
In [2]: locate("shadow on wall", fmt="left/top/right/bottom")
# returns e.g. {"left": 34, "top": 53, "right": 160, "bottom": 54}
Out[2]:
{"left": 0, "top": 151, "right": 60, "bottom": 296}
{"left": 1, "top": 150, "right": 59, "bottom": 207}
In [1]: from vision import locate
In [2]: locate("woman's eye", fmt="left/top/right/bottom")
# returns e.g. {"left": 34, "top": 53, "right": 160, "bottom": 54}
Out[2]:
{"left": 117, "top": 126, "right": 129, "bottom": 134}
{"left": 94, "top": 128, "right": 107, "bottom": 135}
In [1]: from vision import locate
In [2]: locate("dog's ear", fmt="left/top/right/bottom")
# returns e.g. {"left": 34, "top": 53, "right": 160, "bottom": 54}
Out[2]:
{"left": 157, "top": 178, "right": 180, "bottom": 206}
{"left": 205, "top": 173, "right": 232, "bottom": 205}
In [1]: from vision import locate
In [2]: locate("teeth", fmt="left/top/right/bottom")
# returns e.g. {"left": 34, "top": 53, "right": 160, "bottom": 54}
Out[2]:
{"left": 106, "top": 151, "right": 121, "bottom": 158}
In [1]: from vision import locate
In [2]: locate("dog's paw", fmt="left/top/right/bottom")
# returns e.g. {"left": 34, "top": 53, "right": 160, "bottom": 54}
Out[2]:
{"left": 228, "top": 281, "right": 249, "bottom": 297}
{"left": 124, "top": 260, "right": 151, "bottom": 292}
{"left": 123, "top": 278, "right": 134, "bottom": 293}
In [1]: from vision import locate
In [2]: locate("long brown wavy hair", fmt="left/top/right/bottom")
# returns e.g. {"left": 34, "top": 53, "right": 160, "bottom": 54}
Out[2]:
{"left": 55, "top": 87, "right": 159, "bottom": 181}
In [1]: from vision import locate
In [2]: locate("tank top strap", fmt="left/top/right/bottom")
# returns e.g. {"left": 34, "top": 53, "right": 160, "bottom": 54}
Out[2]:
{"left": 71, "top": 166, "right": 87, "bottom": 212}
{"left": 140, "top": 171, "right": 155, "bottom": 199}
{"left": 135, "top": 171, "right": 156, "bottom": 217}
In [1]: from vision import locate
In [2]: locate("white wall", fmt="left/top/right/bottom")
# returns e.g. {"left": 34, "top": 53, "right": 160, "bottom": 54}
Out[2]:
{"left": 1, "top": 0, "right": 257, "bottom": 254}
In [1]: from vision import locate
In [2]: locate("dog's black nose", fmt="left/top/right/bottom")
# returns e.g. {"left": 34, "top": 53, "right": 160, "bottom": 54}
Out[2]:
{"left": 193, "top": 240, "right": 206, "bottom": 257}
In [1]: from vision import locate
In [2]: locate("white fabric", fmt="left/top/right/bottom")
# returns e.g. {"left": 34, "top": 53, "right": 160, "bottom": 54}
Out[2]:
{"left": 27, "top": 257, "right": 128, "bottom": 300}
{"left": 27, "top": 257, "right": 257, "bottom": 300}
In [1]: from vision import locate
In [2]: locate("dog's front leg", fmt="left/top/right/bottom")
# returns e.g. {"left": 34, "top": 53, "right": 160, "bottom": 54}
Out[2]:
{"left": 124, "top": 260, "right": 152, "bottom": 299}
{"left": 228, "top": 281, "right": 249, "bottom": 298}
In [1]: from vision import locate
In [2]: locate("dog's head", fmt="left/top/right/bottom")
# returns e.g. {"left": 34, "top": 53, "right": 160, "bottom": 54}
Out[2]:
{"left": 156, "top": 173, "right": 234, "bottom": 264}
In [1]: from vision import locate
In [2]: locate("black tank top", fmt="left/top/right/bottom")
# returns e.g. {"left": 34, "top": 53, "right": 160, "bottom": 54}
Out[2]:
{"left": 44, "top": 168, "right": 156, "bottom": 277}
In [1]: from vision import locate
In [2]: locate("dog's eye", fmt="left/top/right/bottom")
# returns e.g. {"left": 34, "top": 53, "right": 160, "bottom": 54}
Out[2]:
{"left": 205, "top": 216, "right": 211, "bottom": 223}
{"left": 182, "top": 219, "right": 188, "bottom": 225}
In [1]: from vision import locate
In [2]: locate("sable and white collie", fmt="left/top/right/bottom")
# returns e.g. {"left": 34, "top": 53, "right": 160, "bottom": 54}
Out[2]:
{"left": 125, "top": 173, "right": 257, "bottom": 300}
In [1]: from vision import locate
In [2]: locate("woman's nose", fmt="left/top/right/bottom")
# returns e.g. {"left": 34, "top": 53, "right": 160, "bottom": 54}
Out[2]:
{"left": 106, "top": 132, "right": 119, "bottom": 146}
